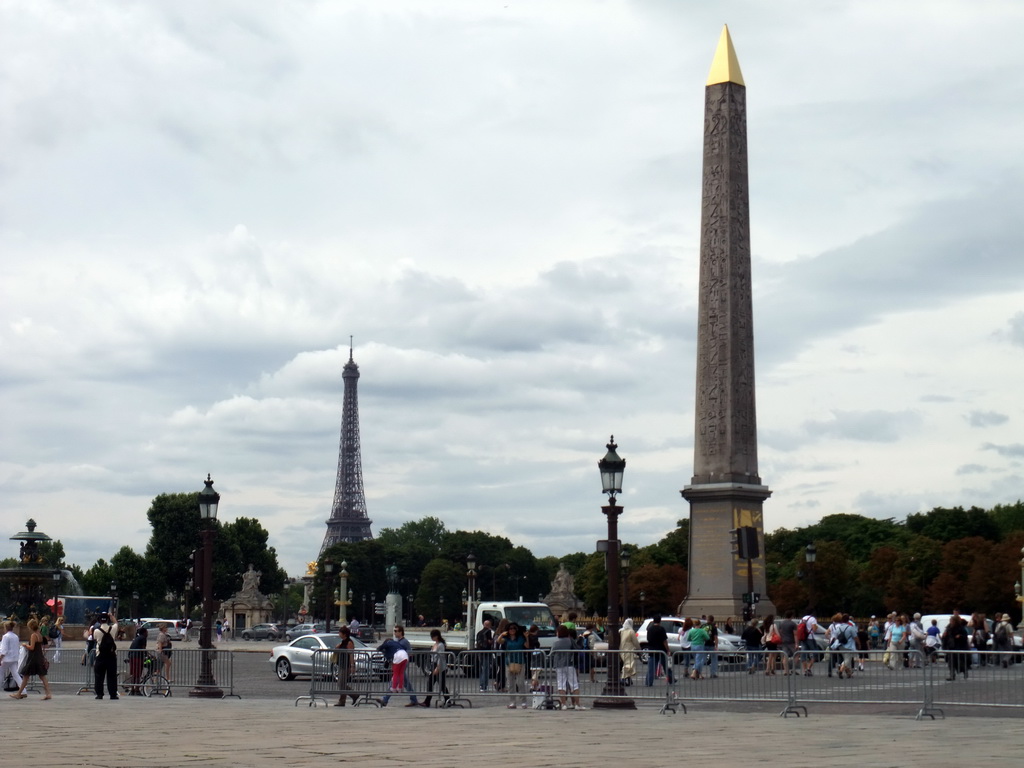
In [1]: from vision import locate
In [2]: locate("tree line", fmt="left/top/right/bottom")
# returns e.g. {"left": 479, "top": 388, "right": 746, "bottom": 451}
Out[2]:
{"left": 10, "top": 493, "right": 1023, "bottom": 625}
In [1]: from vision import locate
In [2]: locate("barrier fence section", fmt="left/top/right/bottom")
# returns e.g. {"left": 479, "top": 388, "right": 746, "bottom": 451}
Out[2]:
{"left": 299, "top": 647, "right": 675, "bottom": 712}
{"left": 788, "top": 649, "right": 936, "bottom": 720}
{"left": 28, "top": 645, "right": 235, "bottom": 698}
{"left": 927, "top": 649, "right": 1023, "bottom": 711}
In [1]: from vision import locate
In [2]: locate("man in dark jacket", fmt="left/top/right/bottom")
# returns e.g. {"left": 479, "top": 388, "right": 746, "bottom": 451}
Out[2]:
{"left": 93, "top": 611, "right": 120, "bottom": 700}
{"left": 741, "top": 619, "right": 763, "bottom": 673}
{"left": 645, "top": 616, "right": 673, "bottom": 686}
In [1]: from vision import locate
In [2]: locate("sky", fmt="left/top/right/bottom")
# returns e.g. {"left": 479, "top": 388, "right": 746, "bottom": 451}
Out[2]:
{"left": 3, "top": 0, "right": 1024, "bottom": 582}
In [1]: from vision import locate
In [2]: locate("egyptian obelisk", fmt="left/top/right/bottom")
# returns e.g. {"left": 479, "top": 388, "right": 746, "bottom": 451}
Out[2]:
{"left": 679, "top": 26, "right": 775, "bottom": 619}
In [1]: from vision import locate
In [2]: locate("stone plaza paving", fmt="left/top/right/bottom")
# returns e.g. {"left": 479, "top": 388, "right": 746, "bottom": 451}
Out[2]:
{"left": 3, "top": 694, "right": 1022, "bottom": 767}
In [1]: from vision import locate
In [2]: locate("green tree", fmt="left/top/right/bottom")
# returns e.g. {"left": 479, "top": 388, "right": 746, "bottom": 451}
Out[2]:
{"left": 906, "top": 506, "right": 1000, "bottom": 543}
{"left": 144, "top": 492, "right": 202, "bottom": 605}
{"left": 989, "top": 501, "right": 1024, "bottom": 539}
{"left": 221, "top": 517, "right": 287, "bottom": 595}
{"left": 81, "top": 559, "right": 114, "bottom": 597}
{"left": 415, "top": 558, "right": 464, "bottom": 624}
{"left": 645, "top": 519, "right": 689, "bottom": 568}
{"left": 37, "top": 540, "right": 66, "bottom": 568}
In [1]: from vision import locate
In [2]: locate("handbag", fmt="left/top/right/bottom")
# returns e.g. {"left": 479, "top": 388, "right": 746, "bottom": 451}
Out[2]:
{"left": 769, "top": 630, "right": 781, "bottom": 645}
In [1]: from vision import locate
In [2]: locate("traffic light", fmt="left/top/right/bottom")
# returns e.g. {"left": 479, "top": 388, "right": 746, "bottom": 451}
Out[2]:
{"left": 729, "top": 526, "right": 760, "bottom": 560}
{"left": 741, "top": 526, "right": 759, "bottom": 560}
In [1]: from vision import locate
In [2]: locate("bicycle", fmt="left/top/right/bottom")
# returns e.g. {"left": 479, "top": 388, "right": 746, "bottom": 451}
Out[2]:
{"left": 123, "top": 653, "right": 171, "bottom": 698}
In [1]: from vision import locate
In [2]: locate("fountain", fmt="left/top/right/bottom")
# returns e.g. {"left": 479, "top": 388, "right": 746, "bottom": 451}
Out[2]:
{"left": 1, "top": 519, "right": 63, "bottom": 622}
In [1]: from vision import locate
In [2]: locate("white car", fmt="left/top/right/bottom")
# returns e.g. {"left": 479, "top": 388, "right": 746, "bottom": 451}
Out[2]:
{"left": 269, "top": 633, "right": 386, "bottom": 681}
{"left": 139, "top": 619, "right": 185, "bottom": 641}
{"left": 636, "top": 617, "right": 745, "bottom": 661}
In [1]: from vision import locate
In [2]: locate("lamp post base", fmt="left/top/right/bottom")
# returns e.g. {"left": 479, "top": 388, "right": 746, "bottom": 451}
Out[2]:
{"left": 187, "top": 686, "right": 224, "bottom": 698}
{"left": 592, "top": 681, "right": 636, "bottom": 709}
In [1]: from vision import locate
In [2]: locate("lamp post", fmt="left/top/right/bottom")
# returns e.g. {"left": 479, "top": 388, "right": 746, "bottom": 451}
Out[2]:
{"left": 439, "top": 595, "right": 445, "bottom": 626}
{"left": 190, "top": 473, "right": 223, "bottom": 698}
{"left": 466, "top": 554, "right": 477, "bottom": 635}
{"left": 805, "top": 543, "right": 817, "bottom": 615}
{"left": 132, "top": 591, "right": 139, "bottom": 623}
{"left": 51, "top": 571, "right": 61, "bottom": 619}
{"left": 407, "top": 593, "right": 414, "bottom": 626}
{"left": 370, "top": 592, "right": 376, "bottom": 629}
{"left": 339, "top": 562, "right": 349, "bottom": 626}
{"left": 323, "top": 561, "right": 334, "bottom": 632}
{"left": 593, "top": 436, "right": 634, "bottom": 709}
{"left": 110, "top": 580, "right": 118, "bottom": 617}
{"left": 362, "top": 593, "right": 367, "bottom": 623}
{"left": 640, "top": 590, "right": 646, "bottom": 619}
{"left": 621, "top": 548, "right": 631, "bottom": 621}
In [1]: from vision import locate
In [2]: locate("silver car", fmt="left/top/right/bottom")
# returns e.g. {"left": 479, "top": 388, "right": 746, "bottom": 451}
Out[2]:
{"left": 269, "top": 634, "right": 386, "bottom": 681}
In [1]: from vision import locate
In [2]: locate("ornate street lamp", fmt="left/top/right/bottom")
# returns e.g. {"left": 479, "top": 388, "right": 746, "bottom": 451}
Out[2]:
{"left": 594, "top": 436, "right": 634, "bottom": 709}
{"left": 190, "top": 474, "right": 223, "bottom": 698}
{"left": 51, "top": 572, "right": 61, "bottom": 619}
{"left": 805, "top": 543, "right": 817, "bottom": 615}
{"left": 338, "top": 562, "right": 350, "bottom": 626}
{"left": 406, "top": 593, "right": 414, "bottom": 626}
{"left": 466, "top": 554, "right": 477, "bottom": 635}
{"left": 323, "top": 560, "right": 335, "bottom": 632}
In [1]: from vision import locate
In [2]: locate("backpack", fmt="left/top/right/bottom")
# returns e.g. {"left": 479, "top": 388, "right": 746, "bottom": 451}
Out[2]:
{"left": 994, "top": 623, "right": 1009, "bottom": 642}
{"left": 475, "top": 628, "right": 492, "bottom": 650}
{"left": 51, "top": 625, "right": 61, "bottom": 641}
{"left": 796, "top": 621, "right": 808, "bottom": 641}
{"left": 97, "top": 626, "right": 117, "bottom": 657}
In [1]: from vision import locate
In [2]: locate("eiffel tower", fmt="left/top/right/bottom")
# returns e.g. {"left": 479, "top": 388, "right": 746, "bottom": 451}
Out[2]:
{"left": 320, "top": 339, "right": 373, "bottom": 555}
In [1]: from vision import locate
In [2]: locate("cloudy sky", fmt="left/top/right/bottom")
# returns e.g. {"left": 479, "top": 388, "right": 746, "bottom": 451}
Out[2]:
{"left": 3, "top": 1, "right": 1023, "bottom": 581}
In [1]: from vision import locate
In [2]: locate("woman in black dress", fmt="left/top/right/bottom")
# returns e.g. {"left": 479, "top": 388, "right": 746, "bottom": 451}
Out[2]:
{"left": 9, "top": 618, "right": 52, "bottom": 700}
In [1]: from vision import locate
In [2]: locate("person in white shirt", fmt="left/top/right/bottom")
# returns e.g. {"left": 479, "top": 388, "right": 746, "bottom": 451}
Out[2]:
{"left": 0, "top": 621, "right": 23, "bottom": 691}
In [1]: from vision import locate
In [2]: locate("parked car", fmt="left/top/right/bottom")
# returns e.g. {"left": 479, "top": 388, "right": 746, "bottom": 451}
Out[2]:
{"left": 240, "top": 623, "right": 284, "bottom": 641}
{"left": 635, "top": 617, "right": 746, "bottom": 662}
{"left": 139, "top": 619, "right": 185, "bottom": 641}
{"left": 269, "top": 634, "right": 387, "bottom": 681}
{"left": 285, "top": 623, "right": 326, "bottom": 641}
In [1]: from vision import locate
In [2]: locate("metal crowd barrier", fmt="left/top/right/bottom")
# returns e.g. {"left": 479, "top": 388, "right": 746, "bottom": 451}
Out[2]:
{"left": 927, "top": 649, "right": 1024, "bottom": 712}
{"left": 30, "top": 645, "right": 236, "bottom": 698}
{"left": 297, "top": 647, "right": 677, "bottom": 712}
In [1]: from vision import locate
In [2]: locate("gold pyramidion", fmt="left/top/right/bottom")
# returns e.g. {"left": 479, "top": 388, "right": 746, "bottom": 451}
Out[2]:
{"left": 706, "top": 25, "right": 744, "bottom": 86}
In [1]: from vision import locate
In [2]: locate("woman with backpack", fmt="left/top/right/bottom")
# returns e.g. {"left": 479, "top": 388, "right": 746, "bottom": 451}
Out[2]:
{"left": 419, "top": 628, "right": 451, "bottom": 708}
{"left": 993, "top": 614, "right": 1015, "bottom": 667}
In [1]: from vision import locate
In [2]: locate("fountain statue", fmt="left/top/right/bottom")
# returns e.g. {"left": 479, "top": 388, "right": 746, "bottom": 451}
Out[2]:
{"left": 1, "top": 519, "right": 62, "bottom": 622}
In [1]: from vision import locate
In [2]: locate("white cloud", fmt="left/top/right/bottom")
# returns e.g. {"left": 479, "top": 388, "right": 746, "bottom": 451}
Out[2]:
{"left": 2, "top": 1, "right": 1024, "bottom": 577}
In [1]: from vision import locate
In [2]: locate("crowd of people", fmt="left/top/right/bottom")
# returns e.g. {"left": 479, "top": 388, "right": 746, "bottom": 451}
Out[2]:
{"left": 732, "top": 609, "right": 1019, "bottom": 681}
